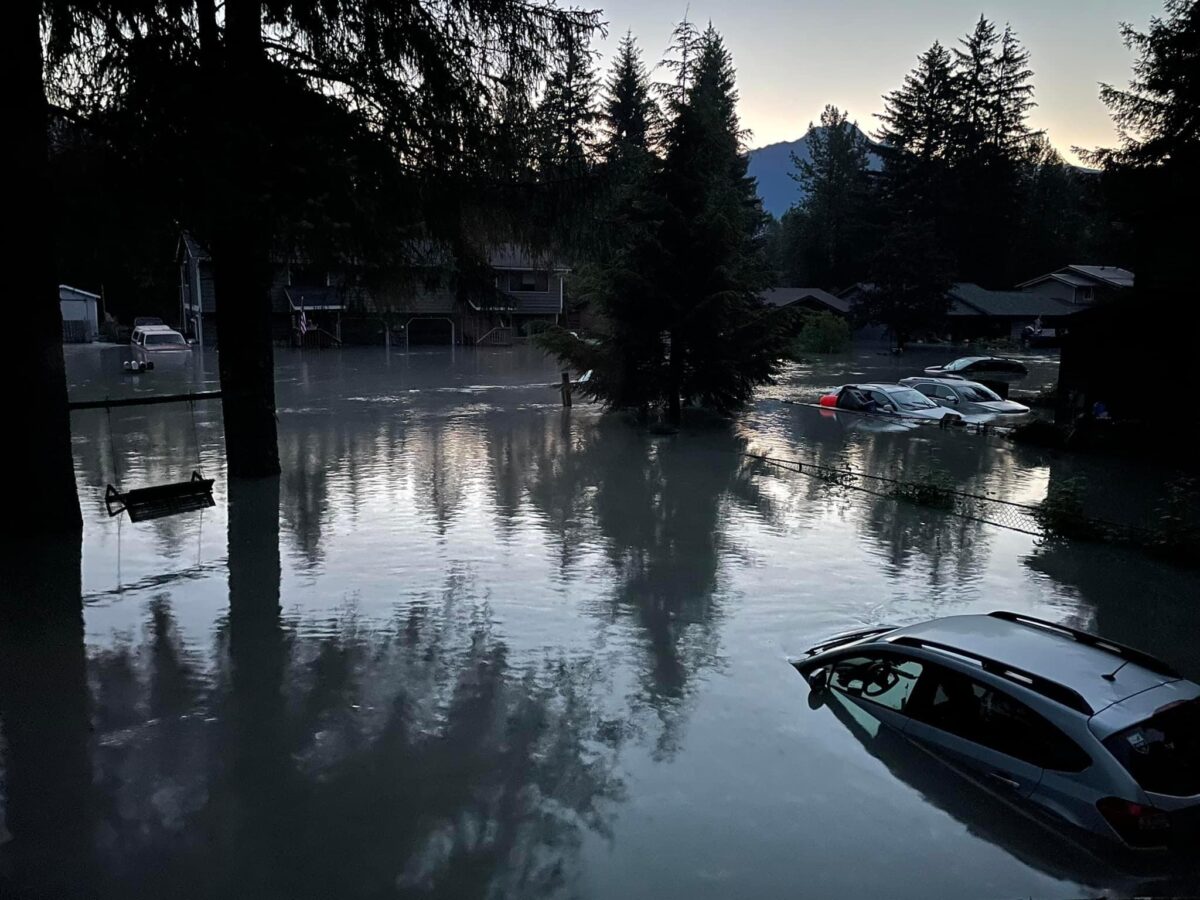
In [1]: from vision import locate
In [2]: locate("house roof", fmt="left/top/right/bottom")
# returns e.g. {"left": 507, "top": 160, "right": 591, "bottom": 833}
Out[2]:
{"left": 948, "top": 283, "right": 1078, "bottom": 318}
{"left": 179, "top": 231, "right": 210, "bottom": 262}
{"left": 1017, "top": 265, "right": 1134, "bottom": 290}
{"left": 487, "top": 244, "right": 568, "bottom": 273}
{"left": 760, "top": 287, "right": 851, "bottom": 314}
{"left": 1066, "top": 265, "right": 1134, "bottom": 288}
{"left": 59, "top": 284, "right": 101, "bottom": 301}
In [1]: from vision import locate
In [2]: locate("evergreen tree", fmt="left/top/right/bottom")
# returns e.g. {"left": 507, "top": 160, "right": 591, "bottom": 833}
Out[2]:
{"left": 543, "top": 23, "right": 792, "bottom": 423}
{"left": 1088, "top": 0, "right": 1200, "bottom": 299}
{"left": 860, "top": 216, "right": 953, "bottom": 349}
{"left": 1090, "top": 0, "right": 1200, "bottom": 169}
{"left": 875, "top": 41, "right": 957, "bottom": 225}
{"left": 600, "top": 32, "right": 660, "bottom": 165}
{"left": 878, "top": 19, "right": 1037, "bottom": 287}
{"left": 534, "top": 29, "right": 600, "bottom": 181}
{"left": 784, "top": 105, "right": 874, "bottom": 288}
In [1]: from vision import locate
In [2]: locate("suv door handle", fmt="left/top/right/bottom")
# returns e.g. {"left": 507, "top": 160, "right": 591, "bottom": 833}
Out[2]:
{"left": 987, "top": 771, "right": 1021, "bottom": 790}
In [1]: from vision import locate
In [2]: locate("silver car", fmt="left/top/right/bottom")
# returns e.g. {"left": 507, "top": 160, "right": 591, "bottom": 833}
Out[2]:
{"left": 900, "top": 376, "right": 1030, "bottom": 416}
{"left": 820, "top": 383, "right": 963, "bottom": 423}
{"left": 794, "top": 612, "right": 1200, "bottom": 851}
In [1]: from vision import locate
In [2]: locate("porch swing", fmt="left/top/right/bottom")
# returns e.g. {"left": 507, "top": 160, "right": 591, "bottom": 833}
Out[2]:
{"left": 101, "top": 395, "right": 215, "bottom": 522}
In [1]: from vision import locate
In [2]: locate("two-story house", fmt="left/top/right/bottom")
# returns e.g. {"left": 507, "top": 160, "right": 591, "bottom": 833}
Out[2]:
{"left": 180, "top": 233, "right": 567, "bottom": 347}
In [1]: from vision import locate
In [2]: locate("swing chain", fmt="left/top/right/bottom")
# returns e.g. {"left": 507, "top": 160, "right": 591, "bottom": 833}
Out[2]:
{"left": 106, "top": 402, "right": 121, "bottom": 487}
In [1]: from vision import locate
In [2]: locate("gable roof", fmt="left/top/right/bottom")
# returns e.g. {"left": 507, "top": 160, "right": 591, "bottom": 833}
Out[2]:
{"left": 760, "top": 287, "right": 851, "bottom": 314}
{"left": 1017, "top": 266, "right": 1134, "bottom": 290}
{"left": 949, "top": 283, "right": 1078, "bottom": 318}
{"left": 1066, "top": 265, "right": 1134, "bottom": 288}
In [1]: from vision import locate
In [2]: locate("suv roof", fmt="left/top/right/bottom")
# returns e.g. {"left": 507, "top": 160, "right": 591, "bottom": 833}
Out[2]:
{"left": 883, "top": 613, "right": 1179, "bottom": 716}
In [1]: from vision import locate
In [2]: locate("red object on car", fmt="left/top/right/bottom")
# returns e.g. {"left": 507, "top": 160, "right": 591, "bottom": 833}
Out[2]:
{"left": 819, "top": 393, "right": 838, "bottom": 408}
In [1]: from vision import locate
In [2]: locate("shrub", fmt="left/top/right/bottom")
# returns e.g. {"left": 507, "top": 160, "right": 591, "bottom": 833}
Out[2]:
{"left": 793, "top": 311, "right": 852, "bottom": 355}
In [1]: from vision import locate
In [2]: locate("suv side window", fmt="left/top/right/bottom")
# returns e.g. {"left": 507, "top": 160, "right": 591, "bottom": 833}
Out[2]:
{"left": 910, "top": 665, "right": 1090, "bottom": 771}
{"left": 829, "top": 655, "right": 924, "bottom": 713}
{"left": 913, "top": 383, "right": 937, "bottom": 398}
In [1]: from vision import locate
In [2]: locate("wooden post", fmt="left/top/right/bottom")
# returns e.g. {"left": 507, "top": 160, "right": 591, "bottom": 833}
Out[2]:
{"left": 560, "top": 372, "right": 572, "bottom": 408}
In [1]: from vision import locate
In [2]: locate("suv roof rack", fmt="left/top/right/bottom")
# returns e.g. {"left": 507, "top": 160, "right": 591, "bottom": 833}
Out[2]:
{"left": 890, "top": 635, "right": 1094, "bottom": 715}
{"left": 988, "top": 611, "right": 1179, "bottom": 679}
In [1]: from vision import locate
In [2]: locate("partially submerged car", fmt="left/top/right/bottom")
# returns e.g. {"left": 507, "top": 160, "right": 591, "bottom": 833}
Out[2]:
{"left": 818, "top": 383, "right": 963, "bottom": 423}
{"left": 132, "top": 324, "right": 191, "bottom": 355}
{"left": 794, "top": 612, "right": 1200, "bottom": 851}
{"left": 900, "top": 376, "right": 1031, "bottom": 416}
{"left": 923, "top": 356, "right": 1029, "bottom": 384}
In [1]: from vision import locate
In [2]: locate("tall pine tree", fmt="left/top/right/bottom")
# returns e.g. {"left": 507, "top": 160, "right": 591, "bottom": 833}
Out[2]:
{"left": 543, "top": 22, "right": 792, "bottom": 423}
{"left": 534, "top": 29, "right": 600, "bottom": 181}
{"left": 783, "top": 105, "right": 875, "bottom": 289}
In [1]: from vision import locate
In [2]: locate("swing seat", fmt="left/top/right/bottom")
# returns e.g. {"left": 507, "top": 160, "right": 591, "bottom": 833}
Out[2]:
{"left": 105, "top": 471, "right": 215, "bottom": 522}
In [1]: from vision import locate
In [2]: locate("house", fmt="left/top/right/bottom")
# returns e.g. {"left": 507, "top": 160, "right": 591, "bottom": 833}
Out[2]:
{"left": 1017, "top": 266, "right": 1134, "bottom": 306}
{"left": 759, "top": 287, "right": 851, "bottom": 316}
{"left": 178, "top": 233, "right": 350, "bottom": 348}
{"left": 178, "top": 233, "right": 217, "bottom": 347}
{"left": 946, "top": 283, "right": 1080, "bottom": 342}
{"left": 59, "top": 284, "right": 101, "bottom": 343}
{"left": 178, "top": 233, "right": 567, "bottom": 346}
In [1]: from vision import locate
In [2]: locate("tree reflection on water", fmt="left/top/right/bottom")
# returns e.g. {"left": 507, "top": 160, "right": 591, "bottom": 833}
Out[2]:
{"left": 1, "top": 478, "right": 624, "bottom": 900}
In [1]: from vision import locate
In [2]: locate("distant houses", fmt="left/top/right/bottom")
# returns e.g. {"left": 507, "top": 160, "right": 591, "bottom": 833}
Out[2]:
{"left": 1016, "top": 265, "right": 1134, "bottom": 306}
{"left": 946, "top": 283, "right": 1077, "bottom": 342}
{"left": 807, "top": 264, "right": 1136, "bottom": 345}
{"left": 178, "top": 233, "right": 568, "bottom": 347}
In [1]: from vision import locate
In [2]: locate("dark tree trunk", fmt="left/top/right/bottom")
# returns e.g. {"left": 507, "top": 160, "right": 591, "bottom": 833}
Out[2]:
{"left": 213, "top": 0, "right": 280, "bottom": 477}
{"left": 6, "top": 0, "right": 82, "bottom": 535}
{"left": 0, "top": 536, "right": 93, "bottom": 895}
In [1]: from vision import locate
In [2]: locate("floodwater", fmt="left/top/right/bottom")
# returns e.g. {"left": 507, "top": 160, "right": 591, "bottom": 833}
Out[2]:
{"left": 3, "top": 343, "right": 1199, "bottom": 899}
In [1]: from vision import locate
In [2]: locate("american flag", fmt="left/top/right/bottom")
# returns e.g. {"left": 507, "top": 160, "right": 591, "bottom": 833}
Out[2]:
{"left": 298, "top": 310, "right": 308, "bottom": 336}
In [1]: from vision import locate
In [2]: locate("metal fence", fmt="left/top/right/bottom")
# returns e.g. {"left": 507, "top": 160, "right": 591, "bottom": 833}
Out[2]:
{"left": 744, "top": 453, "right": 1047, "bottom": 537}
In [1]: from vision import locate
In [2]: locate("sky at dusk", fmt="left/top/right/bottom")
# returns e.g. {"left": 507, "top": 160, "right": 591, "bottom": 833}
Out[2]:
{"left": 593, "top": 0, "right": 1164, "bottom": 161}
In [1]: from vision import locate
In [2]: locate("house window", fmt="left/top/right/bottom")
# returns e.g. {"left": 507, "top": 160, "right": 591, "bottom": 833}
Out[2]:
{"left": 508, "top": 271, "right": 548, "bottom": 292}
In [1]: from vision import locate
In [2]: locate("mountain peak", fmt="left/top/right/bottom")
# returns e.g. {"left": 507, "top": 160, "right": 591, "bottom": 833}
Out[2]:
{"left": 748, "top": 125, "right": 881, "bottom": 218}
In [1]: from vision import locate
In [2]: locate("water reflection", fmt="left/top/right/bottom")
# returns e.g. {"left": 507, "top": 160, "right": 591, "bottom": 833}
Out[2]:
{"left": 3, "top": 479, "right": 623, "bottom": 899}
{"left": 0, "top": 537, "right": 94, "bottom": 897}
{"left": 33, "top": 345, "right": 1200, "bottom": 898}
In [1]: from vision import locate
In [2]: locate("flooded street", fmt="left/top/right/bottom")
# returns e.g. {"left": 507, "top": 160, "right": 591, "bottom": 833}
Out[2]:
{"left": 5, "top": 343, "right": 1200, "bottom": 898}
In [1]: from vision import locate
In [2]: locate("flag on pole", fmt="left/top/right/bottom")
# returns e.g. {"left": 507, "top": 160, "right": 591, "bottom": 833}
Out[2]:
{"left": 298, "top": 309, "right": 308, "bottom": 336}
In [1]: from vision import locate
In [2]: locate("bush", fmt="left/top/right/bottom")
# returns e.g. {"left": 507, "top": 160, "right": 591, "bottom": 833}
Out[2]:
{"left": 1034, "top": 476, "right": 1106, "bottom": 541}
{"left": 522, "top": 319, "right": 555, "bottom": 337}
{"left": 793, "top": 311, "right": 852, "bottom": 355}
{"left": 889, "top": 469, "right": 955, "bottom": 510}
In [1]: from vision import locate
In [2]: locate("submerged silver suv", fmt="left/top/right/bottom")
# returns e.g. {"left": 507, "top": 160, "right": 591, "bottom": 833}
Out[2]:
{"left": 794, "top": 612, "right": 1200, "bottom": 850}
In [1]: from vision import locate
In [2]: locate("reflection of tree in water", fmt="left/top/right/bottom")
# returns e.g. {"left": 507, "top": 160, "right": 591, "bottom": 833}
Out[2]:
{"left": 0, "top": 537, "right": 94, "bottom": 899}
{"left": 1026, "top": 542, "right": 1200, "bottom": 683}
{"left": 4, "top": 482, "right": 623, "bottom": 899}
{"left": 563, "top": 420, "right": 747, "bottom": 757}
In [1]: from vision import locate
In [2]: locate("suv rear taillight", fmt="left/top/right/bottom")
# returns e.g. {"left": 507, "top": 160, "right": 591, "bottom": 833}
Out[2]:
{"left": 1096, "top": 797, "right": 1171, "bottom": 848}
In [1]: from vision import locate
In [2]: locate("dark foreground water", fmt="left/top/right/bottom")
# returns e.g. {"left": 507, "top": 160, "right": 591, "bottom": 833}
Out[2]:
{"left": 2, "top": 344, "right": 1199, "bottom": 899}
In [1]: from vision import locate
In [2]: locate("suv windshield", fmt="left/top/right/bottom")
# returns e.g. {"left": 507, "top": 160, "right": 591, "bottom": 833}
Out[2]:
{"left": 146, "top": 332, "right": 186, "bottom": 346}
{"left": 887, "top": 388, "right": 937, "bottom": 411}
{"left": 959, "top": 384, "right": 1001, "bottom": 402}
{"left": 1102, "top": 698, "right": 1200, "bottom": 796}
